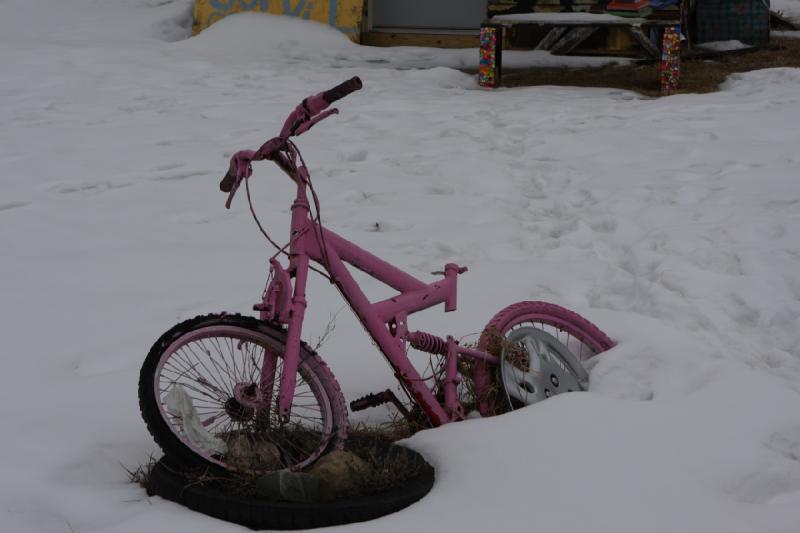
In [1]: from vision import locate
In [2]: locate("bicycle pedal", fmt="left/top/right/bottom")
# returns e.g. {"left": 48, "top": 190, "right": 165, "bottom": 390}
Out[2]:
{"left": 349, "top": 391, "right": 389, "bottom": 412}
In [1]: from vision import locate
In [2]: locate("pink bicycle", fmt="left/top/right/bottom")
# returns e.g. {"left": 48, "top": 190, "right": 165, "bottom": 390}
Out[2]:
{"left": 138, "top": 78, "right": 615, "bottom": 474}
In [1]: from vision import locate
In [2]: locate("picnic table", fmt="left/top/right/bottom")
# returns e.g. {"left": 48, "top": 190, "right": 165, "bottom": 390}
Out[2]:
{"left": 479, "top": 12, "right": 680, "bottom": 88}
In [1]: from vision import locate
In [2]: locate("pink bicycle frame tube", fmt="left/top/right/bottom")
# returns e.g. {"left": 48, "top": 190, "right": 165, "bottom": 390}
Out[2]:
{"left": 275, "top": 183, "right": 458, "bottom": 425}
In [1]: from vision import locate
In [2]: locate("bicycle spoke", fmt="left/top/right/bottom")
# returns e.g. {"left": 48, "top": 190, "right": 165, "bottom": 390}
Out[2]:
{"left": 161, "top": 358, "right": 226, "bottom": 401}
{"left": 208, "top": 335, "right": 239, "bottom": 385}
{"left": 186, "top": 341, "right": 233, "bottom": 397}
{"left": 152, "top": 322, "right": 338, "bottom": 474}
{"left": 174, "top": 346, "right": 230, "bottom": 401}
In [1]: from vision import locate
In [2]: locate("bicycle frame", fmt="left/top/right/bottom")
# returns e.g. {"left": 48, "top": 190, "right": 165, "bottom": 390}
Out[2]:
{"left": 145, "top": 78, "right": 614, "bottom": 476}
{"left": 256, "top": 158, "right": 499, "bottom": 426}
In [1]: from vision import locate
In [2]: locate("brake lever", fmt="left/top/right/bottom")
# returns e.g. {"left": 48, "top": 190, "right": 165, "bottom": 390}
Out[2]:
{"left": 224, "top": 175, "right": 243, "bottom": 209}
{"left": 223, "top": 151, "right": 255, "bottom": 209}
{"left": 293, "top": 108, "right": 338, "bottom": 136}
{"left": 220, "top": 170, "right": 236, "bottom": 193}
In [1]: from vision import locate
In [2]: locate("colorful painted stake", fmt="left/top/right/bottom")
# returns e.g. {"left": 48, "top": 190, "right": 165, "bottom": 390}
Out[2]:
{"left": 479, "top": 25, "right": 502, "bottom": 88}
{"left": 660, "top": 24, "right": 681, "bottom": 96}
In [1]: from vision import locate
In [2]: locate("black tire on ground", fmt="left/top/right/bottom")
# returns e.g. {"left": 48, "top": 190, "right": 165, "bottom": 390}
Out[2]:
{"left": 145, "top": 445, "right": 435, "bottom": 530}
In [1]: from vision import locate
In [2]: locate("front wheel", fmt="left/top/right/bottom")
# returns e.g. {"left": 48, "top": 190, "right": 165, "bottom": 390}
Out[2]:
{"left": 139, "top": 314, "right": 348, "bottom": 474}
{"left": 472, "top": 301, "right": 614, "bottom": 414}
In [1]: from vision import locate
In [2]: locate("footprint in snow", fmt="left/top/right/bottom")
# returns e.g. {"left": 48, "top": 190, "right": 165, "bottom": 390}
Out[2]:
{"left": 340, "top": 148, "right": 368, "bottom": 162}
{"left": 0, "top": 201, "right": 29, "bottom": 212}
{"left": 591, "top": 218, "right": 618, "bottom": 233}
{"left": 426, "top": 185, "right": 455, "bottom": 196}
{"left": 152, "top": 170, "right": 211, "bottom": 181}
{"left": 50, "top": 182, "right": 131, "bottom": 195}
{"left": 151, "top": 163, "right": 183, "bottom": 172}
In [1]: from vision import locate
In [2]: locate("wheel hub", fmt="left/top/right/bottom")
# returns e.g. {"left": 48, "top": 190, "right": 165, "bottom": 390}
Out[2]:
{"left": 499, "top": 326, "right": 589, "bottom": 407}
{"left": 225, "top": 382, "right": 264, "bottom": 422}
{"left": 224, "top": 397, "right": 255, "bottom": 422}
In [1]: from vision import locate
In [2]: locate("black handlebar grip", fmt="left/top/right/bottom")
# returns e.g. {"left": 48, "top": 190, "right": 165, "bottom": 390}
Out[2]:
{"left": 220, "top": 171, "right": 236, "bottom": 193}
{"left": 322, "top": 76, "right": 363, "bottom": 104}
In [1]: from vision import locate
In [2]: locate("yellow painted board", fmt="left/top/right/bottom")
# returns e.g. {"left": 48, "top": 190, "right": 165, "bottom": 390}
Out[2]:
{"left": 193, "top": 0, "right": 364, "bottom": 41}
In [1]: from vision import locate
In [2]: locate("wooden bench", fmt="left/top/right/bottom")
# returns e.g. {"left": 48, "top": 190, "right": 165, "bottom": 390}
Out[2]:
{"left": 479, "top": 12, "right": 680, "bottom": 87}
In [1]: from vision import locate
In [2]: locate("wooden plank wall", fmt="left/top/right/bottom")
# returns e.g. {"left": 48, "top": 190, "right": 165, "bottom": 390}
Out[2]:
{"left": 488, "top": 0, "right": 604, "bottom": 15}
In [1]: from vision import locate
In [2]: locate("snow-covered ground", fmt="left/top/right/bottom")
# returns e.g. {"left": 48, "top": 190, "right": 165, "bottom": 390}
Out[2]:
{"left": 775, "top": 0, "right": 800, "bottom": 22}
{"left": 2, "top": 1, "right": 800, "bottom": 532}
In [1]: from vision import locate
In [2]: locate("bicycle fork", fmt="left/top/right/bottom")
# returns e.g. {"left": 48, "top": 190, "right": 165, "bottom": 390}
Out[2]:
{"left": 254, "top": 195, "right": 315, "bottom": 424}
{"left": 255, "top": 254, "right": 310, "bottom": 424}
{"left": 275, "top": 254, "right": 309, "bottom": 422}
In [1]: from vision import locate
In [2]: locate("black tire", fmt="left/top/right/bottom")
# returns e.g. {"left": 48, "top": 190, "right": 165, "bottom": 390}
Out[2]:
{"left": 146, "top": 444, "right": 435, "bottom": 530}
{"left": 139, "top": 314, "right": 348, "bottom": 474}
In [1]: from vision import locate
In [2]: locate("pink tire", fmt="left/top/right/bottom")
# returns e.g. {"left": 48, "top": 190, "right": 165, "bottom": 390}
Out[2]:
{"left": 472, "top": 301, "right": 615, "bottom": 415}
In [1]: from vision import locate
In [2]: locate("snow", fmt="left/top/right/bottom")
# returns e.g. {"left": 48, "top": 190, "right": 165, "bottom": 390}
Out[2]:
{"left": 774, "top": 0, "right": 800, "bottom": 23}
{"left": 183, "top": 7, "right": 626, "bottom": 70}
{"left": 697, "top": 40, "right": 753, "bottom": 52}
{"left": 491, "top": 12, "right": 651, "bottom": 25}
{"left": 2, "top": 2, "right": 800, "bottom": 532}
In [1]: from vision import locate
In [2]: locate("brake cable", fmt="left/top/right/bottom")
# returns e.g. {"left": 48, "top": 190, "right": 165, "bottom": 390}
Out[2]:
{"left": 288, "top": 139, "right": 334, "bottom": 279}
{"left": 244, "top": 144, "right": 333, "bottom": 282}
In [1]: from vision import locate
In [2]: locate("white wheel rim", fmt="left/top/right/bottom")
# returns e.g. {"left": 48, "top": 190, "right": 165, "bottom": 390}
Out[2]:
{"left": 500, "top": 326, "right": 589, "bottom": 407}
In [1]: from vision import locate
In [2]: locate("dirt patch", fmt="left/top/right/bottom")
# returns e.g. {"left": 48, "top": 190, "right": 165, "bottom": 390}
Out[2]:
{"left": 499, "top": 36, "right": 800, "bottom": 97}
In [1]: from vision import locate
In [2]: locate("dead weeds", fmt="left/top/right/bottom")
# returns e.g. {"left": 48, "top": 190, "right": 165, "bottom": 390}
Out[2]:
{"left": 123, "top": 453, "right": 158, "bottom": 488}
{"left": 128, "top": 435, "right": 427, "bottom": 502}
{"left": 126, "top": 416, "right": 430, "bottom": 501}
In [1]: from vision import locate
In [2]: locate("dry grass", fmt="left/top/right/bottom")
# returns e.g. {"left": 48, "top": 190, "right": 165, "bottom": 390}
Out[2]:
{"left": 123, "top": 453, "right": 158, "bottom": 488}
{"left": 342, "top": 438, "right": 426, "bottom": 498}
{"left": 499, "top": 36, "right": 800, "bottom": 97}
{"left": 348, "top": 417, "right": 421, "bottom": 443}
{"left": 128, "top": 430, "right": 429, "bottom": 502}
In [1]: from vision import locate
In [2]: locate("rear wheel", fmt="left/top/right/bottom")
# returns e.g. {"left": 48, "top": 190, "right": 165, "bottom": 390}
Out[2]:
{"left": 139, "top": 314, "right": 348, "bottom": 474}
{"left": 473, "top": 301, "right": 614, "bottom": 414}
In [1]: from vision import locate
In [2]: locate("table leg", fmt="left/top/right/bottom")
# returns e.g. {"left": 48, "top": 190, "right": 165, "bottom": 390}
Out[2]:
{"left": 479, "top": 24, "right": 503, "bottom": 88}
{"left": 660, "top": 24, "right": 681, "bottom": 96}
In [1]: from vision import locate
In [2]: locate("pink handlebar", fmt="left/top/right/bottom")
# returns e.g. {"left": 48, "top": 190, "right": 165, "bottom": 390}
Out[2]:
{"left": 279, "top": 76, "right": 362, "bottom": 138}
{"left": 220, "top": 77, "right": 363, "bottom": 208}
